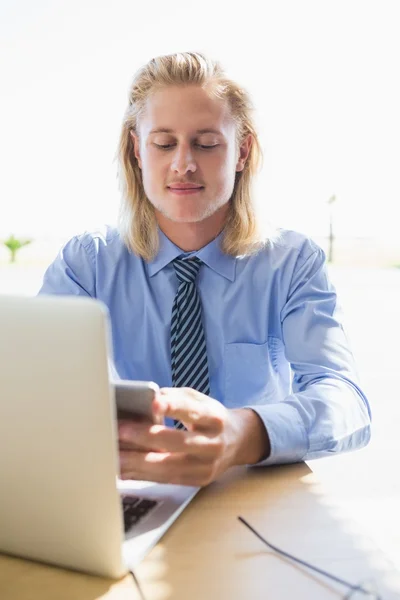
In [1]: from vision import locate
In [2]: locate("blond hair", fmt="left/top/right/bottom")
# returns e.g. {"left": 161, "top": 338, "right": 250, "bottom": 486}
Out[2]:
{"left": 117, "top": 51, "right": 273, "bottom": 261}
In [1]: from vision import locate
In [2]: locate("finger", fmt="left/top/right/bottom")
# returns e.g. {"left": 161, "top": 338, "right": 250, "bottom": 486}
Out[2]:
{"left": 118, "top": 421, "right": 172, "bottom": 451}
{"left": 118, "top": 420, "right": 161, "bottom": 452}
{"left": 154, "top": 388, "right": 225, "bottom": 432}
{"left": 119, "top": 450, "right": 212, "bottom": 486}
{"left": 118, "top": 417, "right": 153, "bottom": 438}
{"left": 117, "top": 412, "right": 152, "bottom": 423}
{"left": 148, "top": 428, "right": 224, "bottom": 457}
{"left": 119, "top": 440, "right": 145, "bottom": 451}
{"left": 119, "top": 421, "right": 221, "bottom": 458}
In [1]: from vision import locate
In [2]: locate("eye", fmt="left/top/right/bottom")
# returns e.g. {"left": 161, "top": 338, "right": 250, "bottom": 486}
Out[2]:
{"left": 153, "top": 144, "right": 174, "bottom": 149}
{"left": 153, "top": 143, "right": 218, "bottom": 150}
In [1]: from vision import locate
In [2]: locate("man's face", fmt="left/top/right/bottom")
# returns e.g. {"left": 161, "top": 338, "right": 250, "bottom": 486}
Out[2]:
{"left": 131, "top": 85, "right": 250, "bottom": 224}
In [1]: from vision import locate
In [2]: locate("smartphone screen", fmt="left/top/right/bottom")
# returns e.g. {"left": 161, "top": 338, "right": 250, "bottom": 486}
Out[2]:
{"left": 114, "top": 380, "right": 162, "bottom": 424}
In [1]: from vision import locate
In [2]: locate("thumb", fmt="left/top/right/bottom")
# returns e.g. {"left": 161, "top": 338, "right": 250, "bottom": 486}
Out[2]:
{"left": 156, "top": 387, "right": 225, "bottom": 432}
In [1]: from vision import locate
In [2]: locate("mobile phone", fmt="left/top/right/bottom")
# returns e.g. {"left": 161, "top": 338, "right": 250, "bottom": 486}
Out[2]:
{"left": 113, "top": 380, "right": 163, "bottom": 425}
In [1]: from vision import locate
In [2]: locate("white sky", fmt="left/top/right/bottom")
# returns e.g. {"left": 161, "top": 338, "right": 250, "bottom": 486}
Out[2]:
{"left": 0, "top": 0, "right": 399, "bottom": 240}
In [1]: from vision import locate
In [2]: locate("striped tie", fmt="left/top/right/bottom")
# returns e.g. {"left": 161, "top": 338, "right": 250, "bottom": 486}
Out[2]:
{"left": 170, "top": 257, "right": 210, "bottom": 430}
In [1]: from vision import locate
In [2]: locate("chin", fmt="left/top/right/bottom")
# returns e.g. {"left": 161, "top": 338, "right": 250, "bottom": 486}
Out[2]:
{"left": 152, "top": 196, "right": 229, "bottom": 224}
{"left": 165, "top": 212, "right": 209, "bottom": 224}
{"left": 157, "top": 204, "right": 217, "bottom": 224}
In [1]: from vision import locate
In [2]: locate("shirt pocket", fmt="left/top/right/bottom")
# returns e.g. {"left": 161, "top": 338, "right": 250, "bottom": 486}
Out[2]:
{"left": 224, "top": 339, "right": 282, "bottom": 407}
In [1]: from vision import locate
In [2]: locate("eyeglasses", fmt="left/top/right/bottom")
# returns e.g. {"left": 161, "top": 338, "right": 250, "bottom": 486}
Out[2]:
{"left": 238, "top": 516, "right": 381, "bottom": 599}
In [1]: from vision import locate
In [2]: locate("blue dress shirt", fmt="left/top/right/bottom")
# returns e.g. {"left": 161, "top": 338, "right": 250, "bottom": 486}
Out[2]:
{"left": 38, "top": 225, "right": 371, "bottom": 466}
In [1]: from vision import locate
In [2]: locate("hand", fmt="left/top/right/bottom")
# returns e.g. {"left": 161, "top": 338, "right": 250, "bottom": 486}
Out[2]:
{"left": 118, "top": 387, "right": 270, "bottom": 487}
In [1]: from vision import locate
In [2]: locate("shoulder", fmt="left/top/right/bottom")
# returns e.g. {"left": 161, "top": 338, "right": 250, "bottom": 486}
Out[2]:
{"left": 73, "top": 224, "right": 122, "bottom": 252}
{"left": 256, "top": 228, "right": 325, "bottom": 266}
{"left": 238, "top": 228, "right": 328, "bottom": 293}
{"left": 65, "top": 224, "right": 128, "bottom": 263}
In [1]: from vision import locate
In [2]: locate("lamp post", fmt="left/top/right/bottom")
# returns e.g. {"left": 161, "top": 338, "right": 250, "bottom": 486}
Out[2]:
{"left": 327, "top": 195, "right": 336, "bottom": 263}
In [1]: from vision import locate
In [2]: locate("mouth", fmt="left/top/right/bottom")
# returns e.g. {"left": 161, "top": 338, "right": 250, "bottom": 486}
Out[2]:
{"left": 167, "top": 186, "right": 204, "bottom": 195}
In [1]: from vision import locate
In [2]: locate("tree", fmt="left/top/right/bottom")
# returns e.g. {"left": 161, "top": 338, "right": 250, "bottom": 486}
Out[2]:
{"left": 3, "top": 235, "right": 32, "bottom": 264}
{"left": 327, "top": 195, "right": 337, "bottom": 263}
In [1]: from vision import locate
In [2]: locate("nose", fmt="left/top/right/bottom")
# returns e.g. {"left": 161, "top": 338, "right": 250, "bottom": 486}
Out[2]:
{"left": 170, "top": 143, "right": 197, "bottom": 175}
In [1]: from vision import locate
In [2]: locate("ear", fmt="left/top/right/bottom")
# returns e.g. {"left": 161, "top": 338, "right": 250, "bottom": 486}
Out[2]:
{"left": 235, "top": 134, "right": 253, "bottom": 172}
{"left": 130, "top": 131, "right": 142, "bottom": 169}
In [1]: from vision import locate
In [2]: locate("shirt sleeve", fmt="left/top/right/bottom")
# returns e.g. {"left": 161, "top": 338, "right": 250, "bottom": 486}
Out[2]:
{"left": 246, "top": 243, "right": 371, "bottom": 467}
{"left": 37, "top": 235, "right": 121, "bottom": 379}
{"left": 37, "top": 235, "right": 96, "bottom": 297}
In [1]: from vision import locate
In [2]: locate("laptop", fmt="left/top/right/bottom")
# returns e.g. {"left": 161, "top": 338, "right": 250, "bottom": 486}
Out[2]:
{"left": 0, "top": 294, "right": 200, "bottom": 579}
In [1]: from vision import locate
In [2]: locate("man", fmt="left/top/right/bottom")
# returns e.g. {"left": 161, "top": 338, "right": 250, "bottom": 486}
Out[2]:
{"left": 38, "top": 51, "right": 371, "bottom": 487}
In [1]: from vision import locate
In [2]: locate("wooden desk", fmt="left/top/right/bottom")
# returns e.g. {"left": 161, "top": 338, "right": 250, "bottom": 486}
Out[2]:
{"left": 1, "top": 463, "right": 400, "bottom": 600}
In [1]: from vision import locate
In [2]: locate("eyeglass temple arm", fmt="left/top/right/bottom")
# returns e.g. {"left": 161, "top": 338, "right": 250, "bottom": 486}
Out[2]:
{"left": 238, "top": 516, "right": 378, "bottom": 598}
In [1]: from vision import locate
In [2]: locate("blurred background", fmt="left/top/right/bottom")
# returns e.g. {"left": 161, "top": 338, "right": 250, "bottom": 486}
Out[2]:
{"left": 1, "top": 0, "right": 399, "bottom": 574}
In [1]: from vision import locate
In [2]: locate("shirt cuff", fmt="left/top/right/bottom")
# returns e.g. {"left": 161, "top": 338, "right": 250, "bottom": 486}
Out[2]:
{"left": 244, "top": 401, "right": 309, "bottom": 467}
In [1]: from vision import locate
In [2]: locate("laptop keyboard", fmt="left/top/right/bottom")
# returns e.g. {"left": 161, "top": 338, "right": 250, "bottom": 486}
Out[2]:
{"left": 122, "top": 495, "right": 160, "bottom": 531}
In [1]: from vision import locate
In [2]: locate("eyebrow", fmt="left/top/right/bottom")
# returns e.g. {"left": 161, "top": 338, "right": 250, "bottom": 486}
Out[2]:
{"left": 149, "top": 127, "right": 223, "bottom": 135}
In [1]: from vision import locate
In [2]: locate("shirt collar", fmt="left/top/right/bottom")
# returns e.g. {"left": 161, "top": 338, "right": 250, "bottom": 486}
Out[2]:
{"left": 147, "top": 228, "right": 236, "bottom": 282}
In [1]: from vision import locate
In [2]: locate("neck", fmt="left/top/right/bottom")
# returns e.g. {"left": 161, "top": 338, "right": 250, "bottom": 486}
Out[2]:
{"left": 155, "top": 206, "right": 228, "bottom": 251}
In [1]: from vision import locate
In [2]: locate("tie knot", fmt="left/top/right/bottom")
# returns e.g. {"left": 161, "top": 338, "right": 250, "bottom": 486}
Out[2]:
{"left": 173, "top": 257, "right": 202, "bottom": 284}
